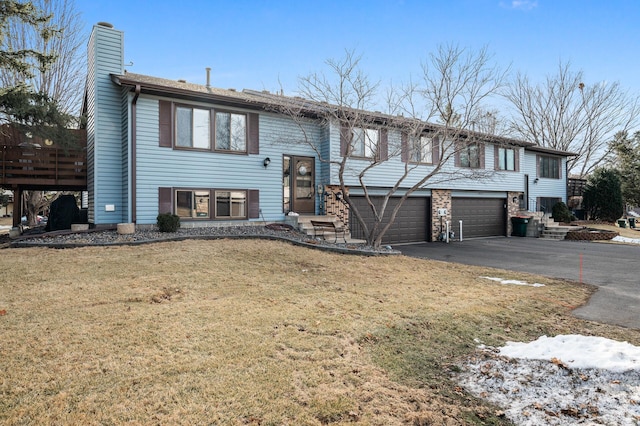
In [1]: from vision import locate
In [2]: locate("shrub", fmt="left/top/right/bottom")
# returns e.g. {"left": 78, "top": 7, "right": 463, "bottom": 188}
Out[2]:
{"left": 551, "top": 201, "right": 573, "bottom": 223}
{"left": 157, "top": 212, "right": 180, "bottom": 232}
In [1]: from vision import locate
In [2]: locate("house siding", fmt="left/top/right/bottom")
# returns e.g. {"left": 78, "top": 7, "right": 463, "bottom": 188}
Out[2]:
{"left": 86, "top": 24, "right": 125, "bottom": 225}
{"left": 328, "top": 122, "right": 524, "bottom": 192}
{"left": 133, "top": 98, "right": 323, "bottom": 224}
{"left": 85, "top": 23, "right": 574, "bottom": 242}
{"left": 523, "top": 150, "right": 567, "bottom": 211}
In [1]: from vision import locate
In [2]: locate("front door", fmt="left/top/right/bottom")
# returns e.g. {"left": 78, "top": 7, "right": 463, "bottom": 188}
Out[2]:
{"left": 284, "top": 155, "right": 315, "bottom": 214}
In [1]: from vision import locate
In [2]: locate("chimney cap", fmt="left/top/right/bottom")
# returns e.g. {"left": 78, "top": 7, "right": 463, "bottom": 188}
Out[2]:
{"left": 97, "top": 22, "right": 114, "bottom": 28}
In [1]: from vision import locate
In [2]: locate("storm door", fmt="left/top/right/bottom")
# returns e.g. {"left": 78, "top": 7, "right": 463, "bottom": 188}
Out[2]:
{"left": 283, "top": 155, "right": 315, "bottom": 214}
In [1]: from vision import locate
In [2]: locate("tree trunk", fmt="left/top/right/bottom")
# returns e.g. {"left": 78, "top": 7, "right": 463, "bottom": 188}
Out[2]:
{"left": 24, "top": 191, "right": 44, "bottom": 226}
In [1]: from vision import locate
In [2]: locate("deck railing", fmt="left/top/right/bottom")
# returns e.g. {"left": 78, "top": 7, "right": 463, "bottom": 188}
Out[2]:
{"left": 1, "top": 144, "right": 87, "bottom": 188}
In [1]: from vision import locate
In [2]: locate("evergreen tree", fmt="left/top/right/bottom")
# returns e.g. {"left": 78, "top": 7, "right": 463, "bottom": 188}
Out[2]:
{"left": 0, "top": 0, "right": 78, "bottom": 148}
{"left": 610, "top": 131, "right": 640, "bottom": 207}
{"left": 582, "top": 168, "right": 624, "bottom": 222}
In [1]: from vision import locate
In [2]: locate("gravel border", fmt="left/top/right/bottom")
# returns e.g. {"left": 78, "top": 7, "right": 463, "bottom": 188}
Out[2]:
{"left": 6, "top": 225, "right": 401, "bottom": 256}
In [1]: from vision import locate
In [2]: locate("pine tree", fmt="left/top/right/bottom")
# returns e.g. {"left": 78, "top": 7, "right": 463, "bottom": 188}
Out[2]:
{"left": 582, "top": 168, "right": 624, "bottom": 222}
{"left": 610, "top": 131, "right": 640, "bottom": 207}
{"left": 0, "top": 0, "right": 78, "bottom": 148}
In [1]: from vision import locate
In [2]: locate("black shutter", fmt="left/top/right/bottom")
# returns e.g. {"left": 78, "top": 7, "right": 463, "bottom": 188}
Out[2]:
{"left": 340, "top": 125, "right": 349, "bottom": 156}
{"left": 247, "top": 113, "right": 259, "bottom": 154}
{"left": 158, "top": 187, "right": 172, "bottom": 215}
{"left": 400, "top": 133, "right": 408, "bottom": 162}
{"left": 159, "top": 100, "right": 172, "bottom": 148}
{"left": 432, "top": 136, "right": 440, "bottom": 164}
{"left": 378, "top": 129, "right": 388, "bottom": 161}
{"left": 248, "top": 190, "right": 259, "bottom": 218}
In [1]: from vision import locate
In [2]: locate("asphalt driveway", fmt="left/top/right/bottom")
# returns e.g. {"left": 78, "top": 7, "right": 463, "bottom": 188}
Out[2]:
{"left": 400, "top": 237, "right": 640, "bottom": 330}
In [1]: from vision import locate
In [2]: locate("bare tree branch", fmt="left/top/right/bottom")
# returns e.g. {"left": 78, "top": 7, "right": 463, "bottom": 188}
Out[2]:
{"left": 0, "top": 0, "right": 85, "bottom": 116}
{"left": 261, "top": 45, "right": 507, "bottom": 247}
{"left": 504, "top": 61, "right": 639, "bottom": 177}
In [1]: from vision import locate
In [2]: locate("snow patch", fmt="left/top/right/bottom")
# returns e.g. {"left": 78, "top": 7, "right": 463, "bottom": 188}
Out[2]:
{"left": 500, "top": 335, "right": 640, "bottom": 372}
{"left": 480, "top": 276, "right": 545, "bottom": 287}
{"left": 612, "top": 235, "right": 640, "bottom": 245}
{"left": 459, "top": 335, "right": 640, "bottom": 425}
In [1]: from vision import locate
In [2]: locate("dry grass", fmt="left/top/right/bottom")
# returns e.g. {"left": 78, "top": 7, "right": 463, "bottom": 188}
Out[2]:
{"left": 1, "top": 239, "right": 639, "bottom": 425}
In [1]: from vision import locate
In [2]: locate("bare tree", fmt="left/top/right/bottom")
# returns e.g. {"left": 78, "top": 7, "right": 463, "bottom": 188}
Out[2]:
{"left": 0, "top": 0, "right": 84, "bottom": 115}
{"left": 264, "top": 46, "right": 508, "bottom": 247}
{"left": 504, "top": 61, "right": 640, "bottom": 177}
{"left": 1, "top": 0, "right": 85, "bottom": 226}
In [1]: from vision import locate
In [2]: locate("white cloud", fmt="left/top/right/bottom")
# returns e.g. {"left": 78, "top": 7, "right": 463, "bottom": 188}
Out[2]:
{"left": 500, "top": 0, "right": 538, "bottom": 11}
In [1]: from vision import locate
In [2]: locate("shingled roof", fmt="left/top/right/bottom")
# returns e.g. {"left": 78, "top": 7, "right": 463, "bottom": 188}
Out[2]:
{"left": 111, "top": 71, "right": 581, "bottom": 154}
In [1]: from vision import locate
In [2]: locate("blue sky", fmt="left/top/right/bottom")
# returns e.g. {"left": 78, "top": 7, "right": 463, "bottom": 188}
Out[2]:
{"left": 79, "top": 0, "right": 640, "bottom": 105}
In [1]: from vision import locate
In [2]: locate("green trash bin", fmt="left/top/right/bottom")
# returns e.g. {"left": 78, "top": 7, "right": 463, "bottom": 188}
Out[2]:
{"left": 618, "top": 219, "right": 627, "bottom": 228}
{"left": 629, "top": 217, "right": 636, "bottom": 229}
{"left": 511, "top": 216, "right": 531, "bottom": 237}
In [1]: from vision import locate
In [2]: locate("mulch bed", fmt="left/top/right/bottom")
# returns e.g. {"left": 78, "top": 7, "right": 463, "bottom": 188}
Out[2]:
{"left": 565, "top": 228, "right": 618, "bottom": 241}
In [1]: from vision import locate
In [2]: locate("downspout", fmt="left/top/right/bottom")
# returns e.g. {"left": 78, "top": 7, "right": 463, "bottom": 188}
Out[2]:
{"left": 131, "top": 84, "right": 140, "bottom": 223}
{"left": 564, "top": 158, "right": 569, "bottom": 205}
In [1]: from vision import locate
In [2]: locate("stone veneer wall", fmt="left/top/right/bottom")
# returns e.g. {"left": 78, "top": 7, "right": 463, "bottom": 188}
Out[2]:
{"left": 507, "top": 191, "right": 525, "bottom": 236}
{"left": 430, "top": 189, "right": 452, "bottom": 241}
{"left": 324, "top": 185, "right": 349, "bottom": 228}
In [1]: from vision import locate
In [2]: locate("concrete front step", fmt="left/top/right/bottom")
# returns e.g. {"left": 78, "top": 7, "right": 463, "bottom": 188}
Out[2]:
{"left": 539, "top": 225, "right": 580, "bottom": 240}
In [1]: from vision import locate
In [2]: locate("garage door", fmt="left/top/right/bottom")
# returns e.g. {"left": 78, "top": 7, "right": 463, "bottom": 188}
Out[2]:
{"left": 349, "top": 196, "right": 430, "bottom": 244}
{"left": 451, "top": 197, "right": 506, "bottom": 238}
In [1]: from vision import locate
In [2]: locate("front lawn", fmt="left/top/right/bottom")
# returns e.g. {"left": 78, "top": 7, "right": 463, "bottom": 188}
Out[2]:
{"left": 1, "top": 239, "right": 638, "bottom": 425}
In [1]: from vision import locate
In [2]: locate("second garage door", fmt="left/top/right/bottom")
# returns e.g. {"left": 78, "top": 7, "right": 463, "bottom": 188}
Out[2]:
{"left": 451, "top": 197, "right": 506, "bottom": 238}
{"left": 349, "top": 196, "right": 430, "bottom": 244}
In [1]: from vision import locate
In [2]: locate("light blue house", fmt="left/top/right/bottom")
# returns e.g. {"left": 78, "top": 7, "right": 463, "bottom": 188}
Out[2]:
{"left": 84, "top": 23, "right": 573, "bottom": 244}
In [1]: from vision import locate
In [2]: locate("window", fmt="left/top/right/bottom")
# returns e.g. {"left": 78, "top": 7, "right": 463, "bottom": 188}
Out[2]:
{"left": 351, "top": 127, "right": 378, "bottom": 158}
{"left": 215, "top": 111, "right": 246, "bottom": 152}
{"left": 176, "top": 190, "right": 210, "bottom": 218}
{"left": 459, "top": 143, "right": 481, "bottom": 168}
{"left": 161, "top": 101, "right": 257, "bottom": 153}
{"left": 410, "top": 135, "right": 434, "bottom": 163}
{"left": 215, "top": 191, "right": 247, "bottom": 219}
{"left": 176, "top": 106, "right": 210, "bottom": 149}
{"left": 498, "top": 147, "right": 516, "bottom": 171}
{"left": 161, "top": 187, "right": 258, "bottom": 220}
{"left": 539, "top": 155, "right": 560, "bottom": 179}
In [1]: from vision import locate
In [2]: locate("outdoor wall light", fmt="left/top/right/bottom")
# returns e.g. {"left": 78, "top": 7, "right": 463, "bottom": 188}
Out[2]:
{"left": 263, "top": 157, "right": 271, "bottom": 168}
{"left": 335, "top": 191, "right": 343, "bottom": 200}
{"left": 534, "top": 177, "right": 539, "bottom": 184}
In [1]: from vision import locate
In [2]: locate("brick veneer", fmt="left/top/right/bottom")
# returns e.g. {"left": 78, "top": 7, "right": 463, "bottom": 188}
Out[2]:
{"left": 507, "top": 191, "right": 525, "bottom": 235}
{"left": 431, "top": 189, "right": 452, "bottom": 241}
{"left": 324, "top": 185, "right": 349, "bottom": 228}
